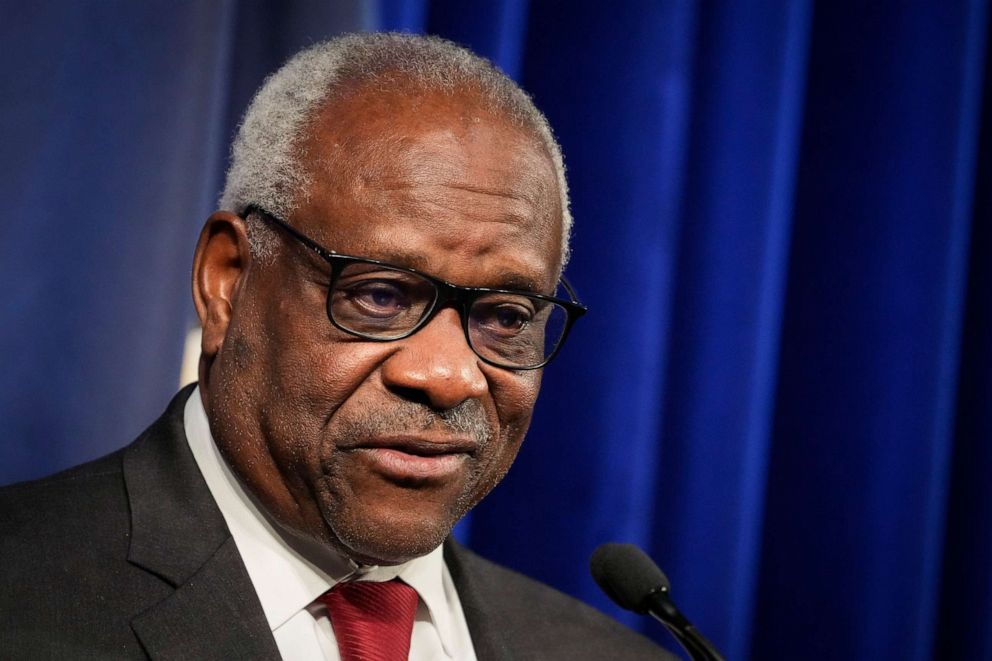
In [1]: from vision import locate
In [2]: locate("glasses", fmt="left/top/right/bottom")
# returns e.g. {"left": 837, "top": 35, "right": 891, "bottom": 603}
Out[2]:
{"left": 245, "top": 206, "right": 587, "bottom": 370}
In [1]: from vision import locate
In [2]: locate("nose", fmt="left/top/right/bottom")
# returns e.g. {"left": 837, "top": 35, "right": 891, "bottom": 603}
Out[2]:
{"left": 379, "top": 307, "right": 489, "bottom": 410}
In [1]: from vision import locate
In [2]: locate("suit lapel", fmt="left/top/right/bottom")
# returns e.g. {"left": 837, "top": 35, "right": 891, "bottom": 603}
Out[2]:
{"left": 444, "top": 540, "right": 515, "bottom": 661}
{"left": 122, "top": 386, "right": 280, "bottom": 660}
{"left": 130, "top": 537, "right": 280, "bottom": 659}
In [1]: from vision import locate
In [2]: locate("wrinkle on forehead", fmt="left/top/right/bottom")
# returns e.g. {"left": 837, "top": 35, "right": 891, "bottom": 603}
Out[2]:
{"left": 302, "top": 86, "right": 559, "bottom": 204}
{"left": 370, "top": 136, "right": 557, "bottom": 238}
{"left": 371, "top": 184, "right": 539, "bottom": 230}
{"left": 340, "top": 128, "right": 554, "bottom": 197}
{"left": 292, "top": 87, "right": 565, "bottom": 279}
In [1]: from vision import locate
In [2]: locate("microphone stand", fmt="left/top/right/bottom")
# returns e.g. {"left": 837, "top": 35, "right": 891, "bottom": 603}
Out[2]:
{"left": 644, "top": 587, "right": 725, "bottom": 661}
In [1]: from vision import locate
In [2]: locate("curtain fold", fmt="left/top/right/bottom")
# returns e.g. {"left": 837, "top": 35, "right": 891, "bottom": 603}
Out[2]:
{"left": 648, "top": 4, "right": 812, "bottom": 656}
{"left": 753, "top": 3, "right": 988, "bottom": 658}
{"left": 2, "top": 2, "right": 989, "bottom": 658}
{"left": 1, "top": 0, "right": 239, "bottom": 479}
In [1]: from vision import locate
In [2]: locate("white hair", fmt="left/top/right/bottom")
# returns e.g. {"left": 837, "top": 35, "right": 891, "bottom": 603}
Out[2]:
{"left": 220, "top": 32, "right": 572, "bottom": 265}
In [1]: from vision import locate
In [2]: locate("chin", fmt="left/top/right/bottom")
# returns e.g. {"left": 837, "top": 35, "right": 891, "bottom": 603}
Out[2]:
{"left": 336, "top": 528, "right": 450, "bottom": 566}
{"left": 325, "top": 505, "right": 462, "bottom": 566}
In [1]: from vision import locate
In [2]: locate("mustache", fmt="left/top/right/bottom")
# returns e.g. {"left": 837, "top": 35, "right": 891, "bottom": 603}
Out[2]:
{"left": 338, "top": 398, "right": 493, "bottom": 445}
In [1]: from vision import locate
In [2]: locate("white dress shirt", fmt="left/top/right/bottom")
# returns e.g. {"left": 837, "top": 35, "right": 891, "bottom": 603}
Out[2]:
{"left": 184, "top": 387, "right": 478, "bottom": 661}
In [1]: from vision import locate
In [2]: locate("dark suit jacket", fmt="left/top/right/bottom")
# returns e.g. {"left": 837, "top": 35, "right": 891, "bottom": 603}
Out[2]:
{"left": 0, "top": 386, "right": 671, "bottom": 659}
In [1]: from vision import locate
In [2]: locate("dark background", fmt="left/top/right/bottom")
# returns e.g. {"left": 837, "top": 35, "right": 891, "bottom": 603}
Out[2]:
{"left": 2, "top": 1, "right": 989, "bottom": 659}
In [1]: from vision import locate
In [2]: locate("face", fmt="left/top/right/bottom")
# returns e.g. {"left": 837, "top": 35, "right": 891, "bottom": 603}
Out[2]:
{"left": 194, "top": 84, "right": 563, "bottom": 566}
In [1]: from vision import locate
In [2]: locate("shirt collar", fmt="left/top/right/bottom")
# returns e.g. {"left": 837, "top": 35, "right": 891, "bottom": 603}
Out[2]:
{"left": 183, "top": 387, "right": 459, "bottom": 656}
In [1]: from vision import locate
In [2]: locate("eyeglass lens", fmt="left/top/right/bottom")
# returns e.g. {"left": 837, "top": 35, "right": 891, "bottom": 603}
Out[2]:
{"left": 329, "top": 262, "right": 569, "bottom": 368}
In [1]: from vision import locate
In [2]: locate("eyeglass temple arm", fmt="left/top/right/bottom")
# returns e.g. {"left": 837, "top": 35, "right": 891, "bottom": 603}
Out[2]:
{"left": 560, "top": 276, "right": 586, "bottom": 310}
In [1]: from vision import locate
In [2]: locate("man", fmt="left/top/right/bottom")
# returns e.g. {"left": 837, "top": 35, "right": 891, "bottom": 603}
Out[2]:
{"left": 1, "top": 33, "right": 670, "bottom": 659}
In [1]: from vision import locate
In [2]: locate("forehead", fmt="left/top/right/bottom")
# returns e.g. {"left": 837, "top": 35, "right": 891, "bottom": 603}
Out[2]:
{"left": 290, "top": 83, "right": 564, "bottom": 290}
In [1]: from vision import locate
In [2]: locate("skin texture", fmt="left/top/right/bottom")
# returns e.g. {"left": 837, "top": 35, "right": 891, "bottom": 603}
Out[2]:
{"left": 192, "top": 83, "right": 563, "bottom": 566}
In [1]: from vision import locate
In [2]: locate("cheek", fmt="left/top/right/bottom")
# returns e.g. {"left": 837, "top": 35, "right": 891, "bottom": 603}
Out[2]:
{"left": 493, "top": 369, "right": 542, "bottom": 431}
{"left": 240, "top": 287, "right": 392, "bottom": 471}
{"left": 259, "top": 290, "right": 376, "bottom": 414}
{"left": 475, "top": 370, "right": 543, "bottom": 490}
{"left": 260, "top": 340, "right": 390, "bottom": 468}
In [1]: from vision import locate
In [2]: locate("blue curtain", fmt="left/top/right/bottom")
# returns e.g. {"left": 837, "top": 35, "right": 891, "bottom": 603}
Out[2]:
{"left": 2, "top": 2, "right": 989, "bottom": 659}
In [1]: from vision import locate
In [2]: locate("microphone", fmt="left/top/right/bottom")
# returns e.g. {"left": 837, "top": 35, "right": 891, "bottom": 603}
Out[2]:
{"left": 590, "top": 543, "right": 725, "bottom": 661}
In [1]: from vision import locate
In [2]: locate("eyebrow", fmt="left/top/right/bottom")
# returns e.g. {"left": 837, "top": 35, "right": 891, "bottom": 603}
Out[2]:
{"left": 373, "top": 251, "right": 432, "bottom": 271}
{"left": 489, "top": 272, "right": 544, "bottom": 294}
{"left": 251, "top": 209, "right": 554, "bottom": 296}
{"left": 373, "top": 251, "right": 546, "bottom": 294}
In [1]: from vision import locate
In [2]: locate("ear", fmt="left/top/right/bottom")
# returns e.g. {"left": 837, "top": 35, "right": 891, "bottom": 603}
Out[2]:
{"left": 192, "top": 211, "right": 253, "bottom": 370}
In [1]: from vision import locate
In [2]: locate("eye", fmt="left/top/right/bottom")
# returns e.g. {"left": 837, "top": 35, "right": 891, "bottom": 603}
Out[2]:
{"left": 346, "top": 281, "right": 411, "bottom": 316}
{"left": 474, "top": 301, "right": 535, "bottom": 336}
{"left": 493, "top": 305, "right": 530, "bottom": 330}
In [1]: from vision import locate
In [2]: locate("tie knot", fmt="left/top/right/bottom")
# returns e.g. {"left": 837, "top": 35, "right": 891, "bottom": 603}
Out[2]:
{"left": 321, "top": 579, "right": 419, "bottom": 661}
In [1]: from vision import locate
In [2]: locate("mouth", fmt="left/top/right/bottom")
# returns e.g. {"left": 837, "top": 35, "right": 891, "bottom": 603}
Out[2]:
{"left": 347, "top": 435, "right": 478, "bottom": 483}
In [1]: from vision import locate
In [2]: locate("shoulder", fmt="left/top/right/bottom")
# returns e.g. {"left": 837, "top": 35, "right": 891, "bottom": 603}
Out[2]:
{"left": 0, "top": 384, "right": 199, "bottom": 585}
{"left": 0, "top": 383, "right": 198, "bottom": 529}
{"left": 0, "top": 453, "right": 163, "bottom": 658}
{"left": 0, "top": 450, "right": 129, "bottom": 550}
{"left": 0, "top": 449, "right": 146, "bottom": 604}
{"left": 0, "top": 397, "right": 191, "bottom": 658}
{"left": 445, "top": 542, "right": 676, "bottom": 660}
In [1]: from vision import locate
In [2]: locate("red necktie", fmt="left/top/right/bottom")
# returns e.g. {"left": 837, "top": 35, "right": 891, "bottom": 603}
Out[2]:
{"left": 320, "top": 579, "right": 419, "bottom": 661}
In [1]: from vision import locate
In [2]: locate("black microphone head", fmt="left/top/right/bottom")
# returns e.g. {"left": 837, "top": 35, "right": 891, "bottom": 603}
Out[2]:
{"left": 590, "top": 543, "right": 671, "bottom": 614}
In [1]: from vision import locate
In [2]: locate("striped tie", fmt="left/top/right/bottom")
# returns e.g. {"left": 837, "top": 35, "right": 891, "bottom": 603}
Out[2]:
{"left": 321, "top": 579, "right": 419, "bottom": 661}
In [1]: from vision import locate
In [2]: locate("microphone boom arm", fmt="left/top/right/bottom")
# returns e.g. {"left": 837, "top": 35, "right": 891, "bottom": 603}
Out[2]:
{"left": 644, "top": 588, "right": 724, "bottom": 661}
{"left": 589, "top": 543, "right": 725, "bottom": 661}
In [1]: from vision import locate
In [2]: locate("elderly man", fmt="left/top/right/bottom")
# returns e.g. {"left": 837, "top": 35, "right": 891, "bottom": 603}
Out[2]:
{"left": 0, "top": 33, "right": 669, "bottom": 659}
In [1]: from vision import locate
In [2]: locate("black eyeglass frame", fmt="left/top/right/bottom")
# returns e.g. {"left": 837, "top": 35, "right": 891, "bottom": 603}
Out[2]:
{"left": 244, "top": 206, "right": 588, "bottom": 370}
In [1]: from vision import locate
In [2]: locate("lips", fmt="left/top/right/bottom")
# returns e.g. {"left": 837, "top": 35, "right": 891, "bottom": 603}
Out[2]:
{"left": 347, "top": 435, "right": 477, "bottom": 482}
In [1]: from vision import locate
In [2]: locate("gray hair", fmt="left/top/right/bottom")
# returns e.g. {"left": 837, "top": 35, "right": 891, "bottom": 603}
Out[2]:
{"left": 220, "top": 32, "right": 572, "bottom": 265}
